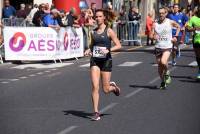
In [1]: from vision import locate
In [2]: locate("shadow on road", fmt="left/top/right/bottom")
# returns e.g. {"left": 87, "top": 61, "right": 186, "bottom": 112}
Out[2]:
{"left": 129, "top": 84, "right": 159, "bottom": 90}
{"left": 63, "top": 110, "right": 111, "bottom": 120}
{"left": 174, "top": 64, "right": 196, "bottom": 68}
{"left": 171, "top": 75, "right": 200, "bottom": 84}
{"left": 171, "top": 75, "right": 193, "bottom": 79}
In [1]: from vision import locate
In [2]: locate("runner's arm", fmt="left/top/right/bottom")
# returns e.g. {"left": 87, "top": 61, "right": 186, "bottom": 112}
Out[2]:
{"left": 108, "top": 28, "right": 122, "bottom": 52}
{"left": 149, "top": 22, "right": 157, "bottom": 40}
{"left": 171, "top": 20, "right": 180, "bottom": 37}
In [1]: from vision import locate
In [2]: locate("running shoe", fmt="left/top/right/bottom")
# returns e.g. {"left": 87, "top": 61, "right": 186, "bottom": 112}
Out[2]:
{"left": 91, "top": 112, "right": 101, "bottom": 121}
{"left": 172, "top": 60, "right": 176, "bottom": 66}
{"left": 164, "top": 71, "right": 171, "bottom": 85}
{"left": 110, "top": 81, "right": 121, "bottom": 96}
{"left": 160, "top": 82, "right": 166, "bottom": 89}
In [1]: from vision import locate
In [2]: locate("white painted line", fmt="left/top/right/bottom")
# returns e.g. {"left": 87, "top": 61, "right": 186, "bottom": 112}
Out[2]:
{"left": 118, "top": 62, "right": 142, "bottom": 67}
{"left": 44, "top": 70, "right": 51, "bottom": 73}
{"left": 51, "top": 68, "right": 57, "bottom": 71}
{"left": 145, "top": 46, "right": 155, "bottom": 50}
{"left": 19, "top": 76, "right": 28, "bottom": 79}
{"left": 0, "top": 79, "right": 19, "bottom": 82}
{"left": 29, "top": 74, "right": 36, "bottom": 77}
{"left": 125, "top": 88, "right": 144, "bottom": 98}
{"left": 1, "top": 81, "right": 9, "bottom": 84}
{"left": 37, "top": 72, "right": 44, "bottom": 75}
{"left": 99, "top": 103, "right": 118, "bottom": 113}
{"left": 47, "top": 72, "right": 61, "bottom": 77}
{"left": 10, "top": 79, "right": 19, "bottom": 82}
{"left": 80, "top": 63, "right": 90, "bottom": 67}
{"left": 0, "top": 62, "right": 12, "bottom": 67}
{"left": 188, "top": 61, "right": 198, "bottom": 67}
{"left": 149, "top": 77, "right": 160, "bottom": 84}
{"left": 12, "top": 63, "right": 73, "bottom": 69}
{"left": 152, "top": 63, "right": 158, "bottom": 67}
{"left": 57, "top": 126, "right": 78, "bottom": 134}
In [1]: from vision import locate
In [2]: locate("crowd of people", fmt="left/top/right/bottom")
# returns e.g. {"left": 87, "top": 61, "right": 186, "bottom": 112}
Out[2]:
{"left": 0, "top": 0, "right": 200, "bottom": 121}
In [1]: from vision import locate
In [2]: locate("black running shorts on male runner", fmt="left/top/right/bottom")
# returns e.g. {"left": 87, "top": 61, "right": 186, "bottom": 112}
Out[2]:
{"left": 154, "top": 48, "right": 172, "bottom": 57}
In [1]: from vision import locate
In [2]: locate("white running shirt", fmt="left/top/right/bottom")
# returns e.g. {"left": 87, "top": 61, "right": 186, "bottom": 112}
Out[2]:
{"left": 155, "top": 18, "right": 173, "bottom": 49}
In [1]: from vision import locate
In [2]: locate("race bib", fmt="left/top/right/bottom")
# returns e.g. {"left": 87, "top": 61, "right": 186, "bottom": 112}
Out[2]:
{"left": 93, "top": 46, "right": 107, "bottom": 58}
{"left": 158, "top": 35, "right": 169, "bottom": 42}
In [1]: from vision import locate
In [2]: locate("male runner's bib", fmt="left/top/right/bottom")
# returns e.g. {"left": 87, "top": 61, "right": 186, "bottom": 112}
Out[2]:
{"left": 155, "top": 18, "right": 173, "bottom": 49}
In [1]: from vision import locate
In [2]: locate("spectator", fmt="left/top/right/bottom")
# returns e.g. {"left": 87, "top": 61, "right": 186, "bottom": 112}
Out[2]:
{"left": 26, "top": 4, "right": 33, "bottom": 15}
{"left": 128, "top": 7, "right": 141, "bottom": 45}
{"left": 128, "top": 7, "right": 141, "bottom": 21}
{"left": 44, "top": 3, "right": 50, "bottom": 14}
{"left": 85, "top": 9, "right": 95, "bottom": 27}
{"left": 168, "top": 3, "right": 189, "bottom": 65}
{"left": 16, "top": 3, "right": 27, "bottom": 19}
{"left": 66, "top": 7, "right": 77, "bottom": 27}
{"left": 42, "top": 8, "right": 60, "bottom": 30}
{"left": 84, "top": 9, "right": 95, "bottom": 48}
{"left": 145, "top": 11, "right": 154, "bottom": 46}
{"left": 57, "top": 9, "right": 67, "bottom": 27}
{"left": 2, "top": 0, "right": 16, "bottom": 18}
{"left": 32, "top": 4, "right": 45, "bottom": 27}
{"left": 90, "top": 2, "right": 96, "bottom": 19}
{"left": 117, "top": 5, "right": 127, "bottom": 40}
{"left": 26, "top": 4, "right": 38, "bottom": 25}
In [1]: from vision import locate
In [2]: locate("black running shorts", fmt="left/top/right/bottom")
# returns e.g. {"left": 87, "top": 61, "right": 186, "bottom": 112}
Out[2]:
{"left": 90, "top": 58, "right": 112, "bottom": 72}
{"left": 154, "top": 48, "right": 172, "bottom": 57}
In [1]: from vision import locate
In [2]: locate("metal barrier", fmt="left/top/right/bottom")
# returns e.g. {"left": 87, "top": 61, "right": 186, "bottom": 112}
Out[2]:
{"left": 0, "top": 43, "right": 4, "bottom": 64}
{"left": 113, "top": 21, "right": 142, "bottom": 45}
{"left": 2, "top": 18, "right": 33, "bottom": 27}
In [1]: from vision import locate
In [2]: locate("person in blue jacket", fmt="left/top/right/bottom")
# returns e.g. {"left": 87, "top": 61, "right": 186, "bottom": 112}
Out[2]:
{"left": 168, "top": 4, "right": 188, "bottom": 66}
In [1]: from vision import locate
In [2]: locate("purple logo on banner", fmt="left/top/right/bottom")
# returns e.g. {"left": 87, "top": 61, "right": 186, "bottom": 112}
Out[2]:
{"left": 9, "top": 32, "right": 26, "bottom": 52}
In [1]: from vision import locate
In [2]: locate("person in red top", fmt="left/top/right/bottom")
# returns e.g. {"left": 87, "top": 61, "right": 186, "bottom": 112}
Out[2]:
{"left": 145, "top": 12, "right": 154, "bottom": 45}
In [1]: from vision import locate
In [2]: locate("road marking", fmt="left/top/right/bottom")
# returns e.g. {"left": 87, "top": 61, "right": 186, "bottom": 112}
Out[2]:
{"left": 125, "top": 88, "right": 144, "bottom": 98}
{"left": 47, "top": 72, "right": 61, "bottom": 77}
{"left": 11, "top": 63, "right": 73, "bottom": 69}
{"left": 145, "top": 46, "right": 154, "bottom": 50}
{"left": 44, "top": 70, "right": 51, "bottom": 73}
{"left": 29, "top": 74, "right": 36, "bottom": 77}
{"left": 118, "top": 62, "right": 142, "bottom": 67}
{"left": 19, "top": 76, "right": 28, "bottom": 79}
{"left": 149, "top": 77, "right": 160, "bottom": 84}
{"left": 152, "top": 63, "right": 158, "bottom": 67}
{"left": 1, "top": 81, "right": 9, "bottom": 84}
{"left": 127, "top": 46, "right": 143, "bottom": 51}
{"left": 57, "top": 126, "right": 78, "bottom": 134}
{"left": 37, "top": 72, "right": 44, "bottom": 75}
{"left": 99, "top": 103, "right": 118, "bottom": 113}
{"left": 10, "top": 79, "right": 19, "bottom": 82}
{"left": 188, "top": 61, "right": 198, "bottom": 67}
{"left": 80, "top": 63, "right": 90, "bottom": 67}
{"left": 0, "top": 79, "right": 19, "bottom": 82}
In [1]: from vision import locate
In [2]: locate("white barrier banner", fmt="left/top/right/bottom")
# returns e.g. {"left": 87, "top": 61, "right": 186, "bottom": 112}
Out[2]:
{"left": 3, "top": 27, "right": 84, "bottom": 60}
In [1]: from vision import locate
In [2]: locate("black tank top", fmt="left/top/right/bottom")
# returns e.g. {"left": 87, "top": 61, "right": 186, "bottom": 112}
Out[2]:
{"left": 91, "top": 27, "right": 112, "bottom": 60}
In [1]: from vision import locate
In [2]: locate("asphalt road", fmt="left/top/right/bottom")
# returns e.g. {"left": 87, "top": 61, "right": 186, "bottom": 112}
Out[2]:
{"left": 0, "top": 45, "right": 199, "bottom": 134}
